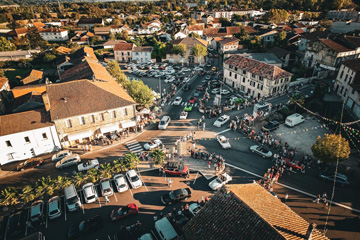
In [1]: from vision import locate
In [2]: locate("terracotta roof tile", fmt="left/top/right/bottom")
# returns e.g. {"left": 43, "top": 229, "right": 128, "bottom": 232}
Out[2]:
{"left": 218, "top": 37, "right": 239, "bottom": 45}
{"left": 39, "top": 28, "right": 67, "bottom": 33}
{"left": 344, "top": 36, "right": 360, "bottom": 48}
{"left": 301, "top": 31, "right": 331, "bottom": 41}
{"left": 114, "top": 43, "right": 134, "bottom": 51}
{"left": 170, "top": 37, "right": 207, "bottom": 47}
{"left": 21, "top": 70, "right": 44, "bottom": 85}
{"left": 33, "top": 22, "right": 45, "bottom": 28}
{"left": 11, "top": 85, "right": 46, "bottom": 99}
{"left": 56, "top": 46, "right": 72, "bottom": 55}
{"left": 319, "top": 39, "right": 353, "bottom": 53}
{"left": 225, "top": 55, "right": 292, "bottom": 80}
{"left": 133, "top": 46, "right": 153, "bottom": 52}
{"left": 0, "top": 109, "right": 53, "bottom": 136}
{"left": 0, "top": 77, "right": 8, "bottom": 89}
{"left": 78, "top": 17, "right": 103, "bottom": 25}
{"left": 187, "top": 25, "right": 204, "bottom": 31}
{"left": 15, "top": 28, "right": 28, "bottom": 35}
{"left": 103, "top": 40, "right": 126, "bottom": 46}
{"left": 294, "top": 28, "right": 305, "bottom": 34}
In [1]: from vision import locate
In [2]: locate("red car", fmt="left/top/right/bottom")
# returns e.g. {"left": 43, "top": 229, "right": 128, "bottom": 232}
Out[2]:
{"left": 16, "top": 158, "right": 43, "bottom": 171}
{"left": 281, "top": 158, "right": 305, "bottom": 171}
{"left": 189, "top": 97, "right": 196, "bottom": 104}
{"left": 197, "top": 85, "right": 204, "bottom": 91}
{"left": 110, "top": 204, "right": 138, "bottom": 221}
{"left": 199, "top": 71, "right": 206, "bottom": 76}
{"left": 164, "top": 162, "right": 189, "bottom": 176}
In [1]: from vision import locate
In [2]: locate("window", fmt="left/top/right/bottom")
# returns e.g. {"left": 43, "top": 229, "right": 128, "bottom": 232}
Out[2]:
{"left": 90, "top": 115, "right": 95, "bottom": 123}
{"left": 24, "top": 136, "right": 31, "bottom": 143}
{"left": 352, "top": 88, "right": 356, "bottom": 95}
{"left": 79, "top": 116, "right": 86, "bottom": 125}
{"left": 42, "top": 133, "right": 48, "bottom": 139}
{"left": 124, "top": 108, "right": 128, "bottom": 116}
{"left": 65, "top": 119, "right": 72, "bottom": 128}
{"left": 6, "top": 140, "right": 12, "bottom": 147}
{"left": 259, "top": 76, "right": 263, "bottom": 81}
{"left": 7, "top": 153, "right": 14, "bottom": 160}
{"left": 112, "top": 110, "right": 117, "bottom": 119}
{"left": 234, "top": 67, "right": 238, "bottom": 71}
{"left": 242, "top": 77, "right": 245, "bottom": 83}
{"left": 235, "top": 74, "right": 237, "bottom": 79}
{"left": 344, "top": 74, "right": 348, "bottom": 83}
{"left": 252, "top": 74, "right": 256, "bottom": 79}
{"left": 344, "top": 89, "right": 348, "bottom": 97}
{"left": 340, "top": 71, "right": 344, "bottom": 79}
{"left": 99, "top": 113, "right": 105, "bottom": 121}
{"left": 243, "top": 70, "right": 246, "bottom": 75}
{"left": 229, "top": 72, "right": 232, "bottom": 77}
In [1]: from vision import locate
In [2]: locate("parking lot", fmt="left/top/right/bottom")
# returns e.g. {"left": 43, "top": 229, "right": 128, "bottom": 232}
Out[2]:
{"left": 1, "top": 166, "right": 251, "bottom": 240}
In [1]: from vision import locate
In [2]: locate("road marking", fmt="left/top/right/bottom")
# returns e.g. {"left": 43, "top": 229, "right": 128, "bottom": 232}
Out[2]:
{"left": 137, "top": 168, "right": 149, "bottom": 192}
{"left": 194, "top": 103, "right": 198, "bottom": 107}
{"left": 151, "top": 230, "right": 159, "bottom": 240}
{"left": 225, "top": 162, "right": 360, "bottom": 213}
{"left": 4, "top": 216, "right": 9, "bottom": 240}
{"left": 113, "top": 193, "right": 118, "bottom": 202}
{"left": 126, "top": 140, "right": 137, "bottom": 144}
{"left": 181, "top": 102, "right": 185, "bottom": 106}
{"left": 129, "top": 188, "right": 133, "bottom": 197}
{"left": 126, "top": 140, "right": 144, "bottom": 153}
{"left": 46, "top": 208, "right": 48, "bottom": 228}
{"left": 214, "top": 128, "right": 231, "bottom": 135}
{"left": 98, "top": 197, "right": 102, "bottom": 208}
{"left": 79, "top": 191, "right": 85, "bottom": 214}
{"left": 25, "top": 208, "right": 30, "bottom": 236}
{"left": 108, "top": 236, "right": 111, "bottom": 240}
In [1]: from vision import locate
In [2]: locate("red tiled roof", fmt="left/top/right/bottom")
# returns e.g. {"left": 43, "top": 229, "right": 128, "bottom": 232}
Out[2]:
{"left": 170, "top": 37, "right": 207, "bottom": 47}
{"left": 11, "top": 85, "right": 46, "bottom": 99}
{"left": 33, "top": 22, "right": 45, "bottom": 28}
{"left": 294, "top": 28, "right": 305, "bottom": 34}
{"left": 0, "top": 109, "right": 53, "bottom": 136}
{"left": 15, "top": 28, "right": 28, "bottom": 35}
{"left": 225, "top": 55, "right": 292, "bottom": 80}
{"left": 114, "top": 43, "right": 134, "bottom": 51}
{"left": 56, "top": 46, "right": 72, "bottom": 55}
{"left": 301, "top": 31, "right": 331, "bottom": 41}
{"left": 187, "top": 25, "right": 204, "bottom": 31}
{"left": 21, "top": 70, "right": 44, "bottom": 85}
{"left": 0, "top": 77, "right": 8, "bottom": 89}
{"left": 294, "top": 22, "right": 306, "bottom": 28}
{"left": 319, "top": 39, "right": 353, "bottom": 53}
{"left": 344, "top": 36, "right": 360, "bottom": 48}
{"left": 39, "top": 28, "right": 67, "bottom": 33}
{"left": 218, "top": 37, "right": 239, "bottom": 45}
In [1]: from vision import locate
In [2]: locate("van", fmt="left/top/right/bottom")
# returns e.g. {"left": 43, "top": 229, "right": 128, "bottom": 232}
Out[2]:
{"left": 155, "top": 217, "right": 178, "bottom": 240}
{"left": 159, "top": 116, "right": 171, "bottom": 130}
{"left": 64, "top": 184, "right": 81, "bottom": 212}
{"left": 285, "top": 113, "right": 305, "bottom": 127}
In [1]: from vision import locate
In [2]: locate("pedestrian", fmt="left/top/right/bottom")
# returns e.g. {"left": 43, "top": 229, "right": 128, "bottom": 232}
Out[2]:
{"left": 284, "top": 193, "right": 288, "bottom": 203}
{"left": 82, "top": 146, "right": 85, "bottom": 153}
{"left": 105, "top": 196, "right": 110, "bottom": 204}
{"left": 208, "top": 160, "right": 211, "bottom": 169}
{"left": 321, "top": 192, "right": 327, "bottom": 204}
{"left": 168, "top": 178, "right": 172, "bottom": 188}
{"left": 203, "top": 122, "right": 206, "bottom": 131}
{"left": 313, "top": 194, "right": 320, "bottom": 204}
{"left": 193, "top": 131, "right": 196, "bottom": 138}
{"left": 193, "top": 142, "right": 196, "bottom": 149}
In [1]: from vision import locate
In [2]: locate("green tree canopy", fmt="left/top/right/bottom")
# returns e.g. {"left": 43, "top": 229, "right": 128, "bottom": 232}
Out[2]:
{"left": 234, "top": 27, "right": 249, "bottom": 42}
{"left": 191, "top": 44, "right": 207, "bottom": 63}
{"left": 107, "top": 60, "right": 129, "bottom": 86}
{"left": 125, "top": 79, "right": 154, "bottom": 105}
{"left": 0, "top": 37, "right": 16, "bottom": 51}
{"left": 264, "top": 9, "right": 289, "bottom": 24}
{"left": 311, "top": 134, "right": 350, "bottom": 163}
{"left": 171, "top": 43, "right": 186, "bottom": 56}
{"left": 274, "top": 31, "right": 287, "bottom": 47}
{"left": 151, "top": 149, "right": 166, "bottom": 166}
{"left": 43, "top": 53, "right": 56, "bottom": 62}
{"left": 27, "top": 27, "right": 47, "bottom": 49}
{"left": 124, "top": 152, "right": 140, "bottom": 169}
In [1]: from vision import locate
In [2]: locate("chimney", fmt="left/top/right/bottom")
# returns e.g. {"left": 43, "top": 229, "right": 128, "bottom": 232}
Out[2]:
{"left": 305, "top": 223, "right": 317, "bottom": 240}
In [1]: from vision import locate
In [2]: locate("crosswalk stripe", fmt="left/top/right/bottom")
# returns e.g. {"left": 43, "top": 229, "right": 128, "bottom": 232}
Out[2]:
{"left": 181, "top": 102, "right": 185, "bottom": 105}
{"left": 132, "top": 149, "right": 143, "bottom": 153}
{"left": 126, "top": 140, "right": 137, "bottom": 144}
{"left": 127, "top": 142, "right": 140, "bottom": 147}
{"left": 194, "top": 103, "right": 198, "bottom": 107}
{"left": 128, "top": 145, "right": 143, "bottom": 150}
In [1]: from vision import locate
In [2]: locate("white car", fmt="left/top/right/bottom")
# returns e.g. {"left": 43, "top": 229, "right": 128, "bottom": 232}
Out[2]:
{"left": 173, "top": 97, "right": 182, "bottom": 105}
{"left": 126, "top": 170, "right": 142, "bottom": 189}
{"left": 82, "top": 183, "right": 98, "bottom": 203}
{"left": 164, "top": 77, "right": 175, "bottom": 83}
{"left": 213, "top": 115, "right": 230, "bottom": 127}
{"left": 113, "top": 174, "right": 129, "bottom": 193}
{"left": 211, "top": 88, "right": 220, "bottom": 94}
{"left": 77, "top": 159, "right": 99, "bottom": 172}
{"left": 220, "top": 89, "right": 230, "bottom": 95}
{"left": 208, "top": 173, "right": 232, "bottom": 190}
{"left": 144, "top": 139, "right": 162, "bottom": 150}
{"left": 100, "top": 178, "right": 114, "bottom": 197}
{"left": 250, "top": 145, "right": 273, "bottom": 158}
{"left": 183, "top": 68, "right": 191, "bottom": 72}
{"left": 194, "top": 67, "right": 203, "bottom": 71}
{"left": 52, "top": 150, "right": 72, "bottom": 163}
{"left": 189, "top": 203, "right": 202, "bottom": 216}
{"left": 217, "top": 135, "right": 231, "bottom": 149}
{"left": 180, "top": 111, "right": 188, "bottom": 120}
{"left": 183, "top": 77, "right": 190, "bottom": 83}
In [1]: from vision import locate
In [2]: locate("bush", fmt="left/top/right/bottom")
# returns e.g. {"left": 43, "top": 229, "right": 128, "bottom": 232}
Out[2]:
{"left": 279, "top": 106, "right": 290, "bottom": 117}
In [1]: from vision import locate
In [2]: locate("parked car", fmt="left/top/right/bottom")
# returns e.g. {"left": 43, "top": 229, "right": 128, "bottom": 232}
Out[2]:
{"left": 214, "top": 54, "right": 219, "bottom": 58}
{"left": 100, "top": 178, "right": 114, "bottom": 197}
{"left": 184, "top": 104, "right": 194, "bottom": 112}
{"left": 189, "top": 203, "right": 202, "bottom": 216}
{"left": 184, "top": 77, "right": 190, "bottom": 83}
{"left": 217, "top": 135, "right": 231, "bottom": 149}
{"left": 189, "top": 97, "right": 196, "bottom": 104}
{"left": 16, "top": 158, "right": 43, "bottom": 171}
{"left": 180, "top": 111, "right": 188, "bottom": 120}
{"left": 67, "top": 215, "right": 103, "bottom": 239}
{"left": 183, "top": 84, "right": 190, "bottom": 91}
{"left": 77, "top": 159, "right": 99, "bottom": 172}
{"left": 110, "top": 203, "right": 138, "bottom": 221}
{"left": 208, "top": 173, "right": 232, "bottom": 190}
{"left": 262, "top": 121, "right": 279, "bottom": 132}
{"left": 319, "top": 172, "right": 349, "bottom": 186}
{"left": 205, "top": 75, "right": 212, "bottom": 80}
{"left": 211, "top": 66, "right": 217, "bottom": 71}
{"left": 82, "top": 183, "right": 98, "bottom": 204}
{"left": 126, "top": 170, "right": 142, "bottom": 189}
{"left": 144, "top": 139, "right": 162, "bottom": 150}
{"left": 114, "top": 174, "right": 129, "bottom": 193}
{"left": 30, "top": 200, "right": 44, "bottom": 223}
{"left": 173, "top": 96, "right": 182, "bottom": 105}
{"left": 280, "top": 158, "right": 305, "bottom": 171}
{"left": 48, "top": 196, "right": 62, "bottom": 220}
{"left": 55, "top": 154, "right": 81, "bottom": 169}
{"left": 7, "top": 210, "right": 27, "bottom": 238}
{"left": 213, "top": 115, "right": 230, "bottom": 127}
{"left": 161, "top": 188, "right": 192, "bottom": 205}
{"left": 52, "top": 150, "right": 72, "bottom": 162}
{"left": 250, "top": 145, "right": 273, "bottom": 158}
{"left": 199, "top": 70, "right": 206, "bottom": 76}
{"left": 193, "top": 91, "right": 201, "bottom": 97}
{"left": 197, "top": 85, "right": 204, "bottom": 91}
{"left": 138, "top": 233, "right": 154, "bottom": 240}
{"left": 220, "top": 89, "right": 230, "bottom": 95}
{"left": 164, "top": 161, "right": 189, "bottom": 176}
{"left": 285, "top": 113, "right": 305, "bottom": 127}
{"left": 211, "top": 88, "right": 220, "bottom": 94}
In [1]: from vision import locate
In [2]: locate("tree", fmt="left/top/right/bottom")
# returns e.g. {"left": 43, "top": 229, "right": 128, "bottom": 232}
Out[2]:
{"left": 219, "top": 17, "right": 231, "bottom": 27}
{"left": 189, "top": 32, "right": 201, "bottom": 39}
{"left": 73, "top": 172, "right": 87, "bottom": 187}
{"left": 113, "top": 158, "right": 127, "bottom": 173}
{"left": 248, "top": 36, "right": 264, "bottom": 51}
{"left": 150, "top": 149, "right": 166, "bottom": 166}
{"left": 263, "top": 9, "right": 289, "bottom": 24}
{"left": 171, "top": 43, "right": 187, "bottom": 64}
{"left": 311, "top": 134, "right": 350, "bottom": 163}
{"left": 27, "top": 27, "right": 47, "bottom": 49}
{"left": 0, "top": 187, "right": 19, "bottom": 207}
{"left": 188, "top": 18, "right": 196, "bottom": 25}
{"left": 125, "top": 79, "right": 154, "bottom": 105}
{"left": 124, "top": 152, "right": 140, "bottom": 169}
{"left": 107, "top": 60, "right": 129, "bottom": 86}
{"left": 87, "top": 168, "right": 100, "bottom": 183}
{"left": 118, "top": 30, "right": 129, "bottom": 41}
{"left": 19, "top": 185, "right": 36, "bottom": 204}
{"left": 319, "top": 19, "right": 333, "bottom": 30}
{"left": 99, "top": 163, "right": 113, "bottom": 179}
{"left": 274, "top": 31, "right": 287, "bottom": 47}
{"left": 191, "top": 44, "right": 207, "bottom": 64}
{"left": 36, "top": 176, "right": 55, "bottom": 197}
{"left": 0, "top": 37, "right": 16, "bottom": 51}
{"left": 234, "top": 27, "right": 249, "bottom": 42}
{"left": 54, "top": 175, "right": 71, "bottom": 190}
{"left": 43, "top": 53, "right": 56, "bottom": 62}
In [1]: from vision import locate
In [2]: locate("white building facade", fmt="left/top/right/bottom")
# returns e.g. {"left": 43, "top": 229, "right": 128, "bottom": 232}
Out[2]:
{"left": 132, "top": 46, "right": 153, "bottom": 62}
{"left": 39, "top": 28, "right": 69, "bottom": 41}
{"left": 0, "top": 110, "right": 61, "bottom": 165}
{"left": 223, "top": 55, "right": 292, "bottom": 98}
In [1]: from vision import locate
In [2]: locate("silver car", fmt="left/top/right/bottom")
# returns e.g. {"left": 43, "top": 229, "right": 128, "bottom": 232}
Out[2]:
{"left": 100, "top": 178, "right": 114, "bottom": 197}
{"left": 250, "top": 145, "right": 273, "bottom": 158}
{"left": 52, "top": 150, "right": 72, "bottom": 163}
{"left": 48, "top": 196, "right": 62, "bottom": 219}
{"left": 55, "top": 154, "right": 81, "bottom": 169}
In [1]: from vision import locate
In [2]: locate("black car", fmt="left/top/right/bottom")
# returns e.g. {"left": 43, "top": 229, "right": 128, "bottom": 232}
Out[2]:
{"left": 161, "top": 188, "right": 191, "bottom": 205}
{"left": 319, "top": 172, "right": 349, "bottom": 186}
{"left": 67, "top": 215, "right": 103, "bottom": 239}
{"left": 183, "top": 84, "right": 190, "bottom": 91}
{"left": 262, "top": 121, "right": 279, "bottom": 132}
{"left": 7, "top": 210, "right": 27, "bottom": 239}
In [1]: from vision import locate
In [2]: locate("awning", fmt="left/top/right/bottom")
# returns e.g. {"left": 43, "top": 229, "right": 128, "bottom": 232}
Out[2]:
{"left": 100, "top": 123, "right": 120, "bottom": 134}
{"left": 120, "top": 120, "right": 136, "bottom": 128}
{"left": 67, "top": 131, "right": 93, "bottom": 141}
